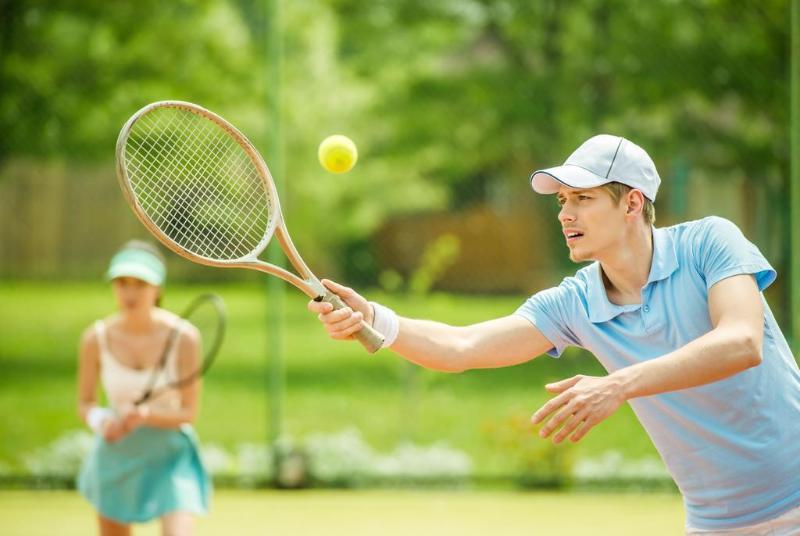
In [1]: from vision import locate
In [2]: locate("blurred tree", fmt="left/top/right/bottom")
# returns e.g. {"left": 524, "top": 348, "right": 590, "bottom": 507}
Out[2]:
{"left": 0, "top": 0, "right": 266, "bottom": 162}
{"left": 320, "top": 0, "right": 790, "bottom": 292}
{"left": 0, "top": 0, "right": 792, "bottom": 309}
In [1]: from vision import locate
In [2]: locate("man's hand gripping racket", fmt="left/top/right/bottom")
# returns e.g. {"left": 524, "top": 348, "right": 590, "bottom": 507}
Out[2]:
{"left": 115, "top": 101, "right": 384, "bottom": 352}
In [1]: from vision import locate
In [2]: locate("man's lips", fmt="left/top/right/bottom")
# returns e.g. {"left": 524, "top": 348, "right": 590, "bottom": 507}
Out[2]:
{"left": 563, "top": 229, "right": 584, "bottom": 244}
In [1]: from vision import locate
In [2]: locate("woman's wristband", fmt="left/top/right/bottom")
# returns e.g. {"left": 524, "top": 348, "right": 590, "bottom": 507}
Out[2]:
{"left": 370, "top": 302, "right": 399, "bottom": 348}
{"left": 86, "top": 406, "right": 113, "bottom": 433}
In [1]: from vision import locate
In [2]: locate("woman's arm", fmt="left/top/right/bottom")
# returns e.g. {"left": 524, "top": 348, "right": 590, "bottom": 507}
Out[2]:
{"left": 77, "top": 326, "right": 102, "bottom": 422}
{"left": 78, "top": 326, "right": 128, "bottom": 440}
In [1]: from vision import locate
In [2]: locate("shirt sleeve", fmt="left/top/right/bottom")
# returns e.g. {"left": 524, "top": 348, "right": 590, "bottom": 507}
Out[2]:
{"left": 693, "top": 216, "right": 776, "bottom": 292}
{"left": 514, "top": 283, "right": 580, "bottom": 358}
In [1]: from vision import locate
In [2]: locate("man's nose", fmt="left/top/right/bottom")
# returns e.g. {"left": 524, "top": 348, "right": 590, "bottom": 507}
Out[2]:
{"left": 558, "top": 206, "right": 575, "bottom": 224}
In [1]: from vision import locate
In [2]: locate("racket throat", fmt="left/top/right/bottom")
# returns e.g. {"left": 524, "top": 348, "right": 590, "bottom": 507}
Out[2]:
{"left": 134, "top": 390, "right": 152, "bottom": 406}
{"left": 308, "top": 278, "right": 327, "bottom": 301}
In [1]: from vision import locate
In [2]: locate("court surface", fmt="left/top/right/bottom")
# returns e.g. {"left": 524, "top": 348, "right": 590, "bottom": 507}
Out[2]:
{"left": 0, "top": 489, "right": 683, "bottom": 535}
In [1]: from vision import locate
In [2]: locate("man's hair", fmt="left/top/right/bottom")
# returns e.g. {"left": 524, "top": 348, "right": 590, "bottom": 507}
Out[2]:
{"left": 600, "top": 182, "right": 656, "bottom": 225}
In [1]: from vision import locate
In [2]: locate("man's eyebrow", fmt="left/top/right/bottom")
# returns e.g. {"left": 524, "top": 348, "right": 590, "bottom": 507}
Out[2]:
{"left": 557, "top": 190, "right": 590, "bottom": 198}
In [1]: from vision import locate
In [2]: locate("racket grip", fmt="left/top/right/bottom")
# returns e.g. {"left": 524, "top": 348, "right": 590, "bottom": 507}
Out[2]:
{"left": 322, "top": 292, "right": 384, "bottom": 353}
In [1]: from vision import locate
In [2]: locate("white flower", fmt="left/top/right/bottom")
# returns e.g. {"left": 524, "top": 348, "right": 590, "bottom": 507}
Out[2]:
{"left": 23, "top": 430, "right": 94, "bottom": 476}
{"left": 573, "top": 450, "right": 669, "bottom": 481}
{"left": 199, "top": 443, "right": 234, "bottom": 475}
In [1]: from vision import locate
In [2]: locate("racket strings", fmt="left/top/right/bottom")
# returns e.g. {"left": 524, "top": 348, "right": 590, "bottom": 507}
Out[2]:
{"left": 130, "top": 112, "right": 268, "bottom": 257}
{"left": 165, "top": 300, "right": 225, "bottom": 390}
{"left": 127, "top": 127, "right": 253, "bottom": 258}
{"left": 134, "top": 111, "right": 267, "bottom": 232}
{"left": 124, "top": 107, "right": 272, "bottom": 260}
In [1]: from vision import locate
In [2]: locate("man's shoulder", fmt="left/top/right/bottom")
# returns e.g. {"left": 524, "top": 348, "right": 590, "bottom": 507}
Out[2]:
{"left": 521, "top": 268, "right": 590, "bottom": 318}
{"left": 661, "top": 216, "right": 739, "bottom": 236}
{"left": 659, "top": 216, "right": 741, "bottom": 251}
{"left": 545, "top": 264, "right": 594, "bottom": 299}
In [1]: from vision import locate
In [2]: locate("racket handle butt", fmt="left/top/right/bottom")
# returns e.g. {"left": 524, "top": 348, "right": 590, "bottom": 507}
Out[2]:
{"left": 322, "top": 292, "right": 384, "bottom": 354}
{"left": 354, "top": 323, "right": 384, "bottom": 354}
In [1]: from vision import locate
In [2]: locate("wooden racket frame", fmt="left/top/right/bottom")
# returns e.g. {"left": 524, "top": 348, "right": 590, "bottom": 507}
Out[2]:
{"left": 116, "top": 100, "right": 383, "bottom": 353}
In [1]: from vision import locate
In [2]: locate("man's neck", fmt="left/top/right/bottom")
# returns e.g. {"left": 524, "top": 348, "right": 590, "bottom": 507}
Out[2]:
{"left": 599, "top": 225, "right": 654, "bottom": 305}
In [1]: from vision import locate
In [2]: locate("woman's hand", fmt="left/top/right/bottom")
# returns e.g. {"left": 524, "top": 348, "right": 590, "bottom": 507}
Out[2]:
{"left": 101, "top": 417, "right": 129, "bottom": 443}
{"left": 120, "top": 405, "right": 150, "bottom": 431}
{"left": 102, "top": 406, "right": 149, "bottom": 442}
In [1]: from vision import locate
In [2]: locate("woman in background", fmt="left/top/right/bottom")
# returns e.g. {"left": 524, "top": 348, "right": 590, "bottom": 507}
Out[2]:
{"left": 77, "top": 240, "right": 210, "bottom": 536}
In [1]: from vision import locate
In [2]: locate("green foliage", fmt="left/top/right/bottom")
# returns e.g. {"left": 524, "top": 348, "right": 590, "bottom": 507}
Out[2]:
{"left": 0, "top": 1, "right": 266, "bottom": 161}
{"left": 0, "top": 281, "right": 659, "bottom": 477}
{"left": 1, "top": 1, "right": 791, "bottom": 281}
{"left": 377, "top": 233, "right": 462, "bottom": 294}
{"left": 482, "top": 413, "right": 576, "bottom": 489}
{"left": 0, "top": 0, "right": 791, "bottom": 347}
{"left": 409, "top": 234, "right": 461, "bottom": 295}
{"left": 378, "top": 269, "right": 404, "bottom": 293}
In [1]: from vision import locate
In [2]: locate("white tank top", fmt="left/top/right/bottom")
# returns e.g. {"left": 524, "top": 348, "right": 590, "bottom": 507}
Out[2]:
{"left": 94, "top": 320, "right": 185, "bottom": 412}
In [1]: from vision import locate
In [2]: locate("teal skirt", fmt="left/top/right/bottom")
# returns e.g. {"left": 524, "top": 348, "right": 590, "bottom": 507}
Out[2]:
{"left": 77, "top": 425, "right": 211, "bottom": 524}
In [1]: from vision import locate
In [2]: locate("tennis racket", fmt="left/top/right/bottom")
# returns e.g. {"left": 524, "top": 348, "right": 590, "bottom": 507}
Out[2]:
{"left": 115, "top": 100, "right": 384, "bottom": 353}
{"left": 134, "top": 293, "right": 226, "bottom": 406}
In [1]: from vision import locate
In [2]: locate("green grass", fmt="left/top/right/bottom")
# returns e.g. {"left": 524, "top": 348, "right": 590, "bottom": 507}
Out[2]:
{"left": 0, "top": 489, "right": 684, "bottom": 535}
{"left": 0, "top": 281, "right": 661, "bottom": 475}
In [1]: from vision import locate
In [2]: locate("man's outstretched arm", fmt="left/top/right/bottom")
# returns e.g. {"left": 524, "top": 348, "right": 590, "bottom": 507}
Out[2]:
{"left": 308, "top": 279, "right": 554, "bottom": 372}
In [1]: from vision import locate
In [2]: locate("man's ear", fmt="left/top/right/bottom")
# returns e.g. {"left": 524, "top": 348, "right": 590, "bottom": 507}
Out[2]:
{"left": 625, "top": 189, "right": 645, "bottom": 216}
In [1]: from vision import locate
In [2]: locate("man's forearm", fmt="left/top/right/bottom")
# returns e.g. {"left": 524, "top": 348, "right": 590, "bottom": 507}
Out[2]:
{"left": 613, "top": 325, "right": 762, "bottom": 400}
{"left": 389, "top": 315, "right": 547, "bottom": 372}
{"left": 390, "top": 317, "right": 472, "bottom": 372}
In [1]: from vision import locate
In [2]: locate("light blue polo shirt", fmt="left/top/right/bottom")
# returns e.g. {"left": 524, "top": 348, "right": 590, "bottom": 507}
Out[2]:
{"left": 516, "top": 216, "right": 800, "bottom": 530}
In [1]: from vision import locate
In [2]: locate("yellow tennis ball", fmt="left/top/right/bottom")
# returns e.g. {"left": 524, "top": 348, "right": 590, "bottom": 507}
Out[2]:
{"left": 318, "top": 135, "right": 358, "bottom": 174}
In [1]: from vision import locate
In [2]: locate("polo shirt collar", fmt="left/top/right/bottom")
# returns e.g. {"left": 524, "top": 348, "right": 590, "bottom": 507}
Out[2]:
{"left": 586, "top": 227, "right": 679, "bottom": 323}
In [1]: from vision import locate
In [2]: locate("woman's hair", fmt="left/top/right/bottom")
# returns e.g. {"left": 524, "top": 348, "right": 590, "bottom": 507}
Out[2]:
{"left": 600, "top": 182, "right": 656, "bottom": 225}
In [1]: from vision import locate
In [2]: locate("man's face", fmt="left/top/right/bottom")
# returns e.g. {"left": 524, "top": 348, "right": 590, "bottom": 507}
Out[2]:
{"left": 556, "top": 185, "right": 628, "bottom": 263}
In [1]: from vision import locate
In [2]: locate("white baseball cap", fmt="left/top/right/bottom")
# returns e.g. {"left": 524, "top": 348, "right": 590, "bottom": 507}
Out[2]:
{"left": 530, "top": 134, "right": 661, "bottom": 201}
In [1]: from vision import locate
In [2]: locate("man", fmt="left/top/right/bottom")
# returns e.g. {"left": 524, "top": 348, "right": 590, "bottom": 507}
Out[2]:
{"left": 308, "top": 135, "right": 800, "bottom": 534}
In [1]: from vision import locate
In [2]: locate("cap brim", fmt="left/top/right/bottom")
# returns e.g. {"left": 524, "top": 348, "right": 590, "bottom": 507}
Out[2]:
{"left": 106, "top": 262, "right": 163, "bottom": 286}
{"left": 530, "top": 164, "right": 610, "bottom": 194}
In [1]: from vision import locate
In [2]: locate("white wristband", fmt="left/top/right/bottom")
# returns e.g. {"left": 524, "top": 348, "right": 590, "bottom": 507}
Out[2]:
{"left": 86, "top": 407, "right": 113, "bottom": 434}
{"left": 370, "top": 301, "right": 399, "bottom": 349}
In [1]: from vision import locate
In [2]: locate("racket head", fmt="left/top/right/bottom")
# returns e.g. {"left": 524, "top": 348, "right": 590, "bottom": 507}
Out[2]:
{"left": 116, "top": 101, "right": 282, "bottom": 267}
{"left": 116, "top": 102, "right": 383, "bottom": 353}
{"left": 135, "top": 293, "right": 227, "bottom": 405}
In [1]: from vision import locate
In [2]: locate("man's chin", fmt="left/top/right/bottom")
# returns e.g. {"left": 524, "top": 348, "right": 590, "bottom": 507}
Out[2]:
{"left": 568, "top": 249, "right": 591, "bottom": 263}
